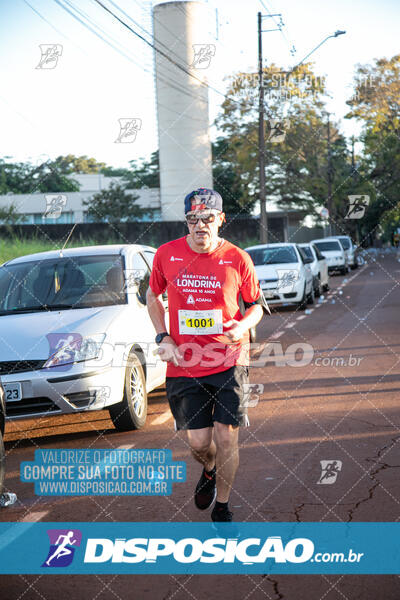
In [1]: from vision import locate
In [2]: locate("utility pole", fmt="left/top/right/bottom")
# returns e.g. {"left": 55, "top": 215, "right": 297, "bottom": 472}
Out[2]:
{"left": 351, "top": 135, "right": 360, "bottom": 244}
{"left": 258, "top": 11, "right": 267, "bottom": 243}
{"left": 327, "top": 115, "right": 333, "bottom": 236}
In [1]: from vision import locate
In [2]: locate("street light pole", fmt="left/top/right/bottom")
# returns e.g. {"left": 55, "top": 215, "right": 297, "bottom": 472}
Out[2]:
{"left": 258, "top": 11, "right": 268, "bottom": 243}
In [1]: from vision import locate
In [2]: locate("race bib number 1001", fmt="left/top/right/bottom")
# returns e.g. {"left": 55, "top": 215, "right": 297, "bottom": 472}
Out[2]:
{"left": 178, "top": 309, "right": 223, "bottom": 335}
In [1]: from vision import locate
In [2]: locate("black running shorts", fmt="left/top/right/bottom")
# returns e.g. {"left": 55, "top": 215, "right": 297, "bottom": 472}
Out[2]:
{"left": 165, "top": 366, "right": 249, "bottom": 430}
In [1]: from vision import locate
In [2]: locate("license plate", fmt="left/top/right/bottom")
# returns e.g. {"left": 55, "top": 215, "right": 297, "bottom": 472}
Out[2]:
{"left": 264, "top": 290, "right": 277, "bottom": 298}
{"left": 3, "top": 382, "right": 22, "bottom": 402}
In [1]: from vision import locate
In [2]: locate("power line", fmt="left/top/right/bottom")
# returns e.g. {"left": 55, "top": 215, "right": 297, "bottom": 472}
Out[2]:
{"left": 259, "top": 0, "right": 296, "bottom": 57}
{"left": 92, "top": 0, "right": 227, "bottom": 99}
{"left": 51, "top": 0, "right": 208, "bottom": 105}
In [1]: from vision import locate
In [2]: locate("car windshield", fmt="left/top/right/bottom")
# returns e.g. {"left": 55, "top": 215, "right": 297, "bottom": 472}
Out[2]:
{"left": 338, "top": 238, "right": 350, "bottom": 250}
{"left": 313, "top": 241, "right": 341, "bottom": 252}
{"left": 247, "top": 246, "right": 298, "bottom": 265}
{"left": 0, "top": 255, "right": 127, "bottom": 315}
{"left": 301, "top": 246, "right": 313, "bottom": 260}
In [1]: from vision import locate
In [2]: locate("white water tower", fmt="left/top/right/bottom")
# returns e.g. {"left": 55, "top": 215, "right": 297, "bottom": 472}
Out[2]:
{"left": 153, "top": 1, "right": 214, "bottom": 221}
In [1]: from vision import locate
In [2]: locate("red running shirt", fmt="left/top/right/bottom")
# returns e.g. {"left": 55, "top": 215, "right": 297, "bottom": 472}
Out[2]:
{"left": 149, "top": 236, "right": 262, "bottom": 378}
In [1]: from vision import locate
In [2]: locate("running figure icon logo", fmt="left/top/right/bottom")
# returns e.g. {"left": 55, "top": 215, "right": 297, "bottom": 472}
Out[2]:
{"left": 345, "top": 195, "right": 370, "bottom": 219}
{"left": 42, "top": 529, "right": 82, "bottom": 567}
{"left": 36, "top": 44, "right": 63, "bottom": 69}
{"left": 317, "top": 460, "right": 342, "bottom": 484}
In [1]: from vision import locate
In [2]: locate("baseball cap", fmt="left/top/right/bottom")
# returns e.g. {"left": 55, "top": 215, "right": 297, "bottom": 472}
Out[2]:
{"left": 184, "top": 188, "right": 223, "bottom": 214}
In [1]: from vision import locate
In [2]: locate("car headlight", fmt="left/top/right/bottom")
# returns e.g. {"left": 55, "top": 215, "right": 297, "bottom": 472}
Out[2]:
{"left": 44, "top": 333, "right": 106, "bottom": 368}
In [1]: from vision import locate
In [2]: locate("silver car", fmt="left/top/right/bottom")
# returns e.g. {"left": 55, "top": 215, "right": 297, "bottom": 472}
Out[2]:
{"left": 0, "top": 245, "right": 167, "bottom": 431}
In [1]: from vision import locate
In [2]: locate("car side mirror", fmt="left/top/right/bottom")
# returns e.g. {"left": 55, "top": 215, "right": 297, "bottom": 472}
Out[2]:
{"left": 305, "top": 257, "right": 313, "bottom": 264}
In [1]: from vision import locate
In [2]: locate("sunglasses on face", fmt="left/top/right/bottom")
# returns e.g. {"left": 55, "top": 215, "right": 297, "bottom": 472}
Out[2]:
{"left": 186, "top": 212, "right": 219, "bottom": 225}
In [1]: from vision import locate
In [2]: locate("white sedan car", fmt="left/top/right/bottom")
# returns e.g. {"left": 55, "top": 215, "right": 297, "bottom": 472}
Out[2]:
{"left": 311, "top": 238, "right": 349, "bottom": 275}
{"left": 245, "top": 243, "right": 314, "bottom": 309}
{"left": 334, "top": 235, "right": 357, "bottom": 269}
{"left": 0, "top": 245, "right": 167, "bottom": 431}
{"left": 299, "top": 243, "right": 329, "bottom": 297}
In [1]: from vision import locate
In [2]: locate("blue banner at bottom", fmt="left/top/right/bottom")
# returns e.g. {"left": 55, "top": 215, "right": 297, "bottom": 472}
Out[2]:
{"left": 0, "top": 522, "right": 398, "bottom": 574}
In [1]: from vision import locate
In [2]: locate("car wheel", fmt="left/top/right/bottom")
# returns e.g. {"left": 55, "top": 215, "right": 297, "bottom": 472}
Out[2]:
{"left": 351, "top": 262, "right": 358, "bottom": 270}
{"left": 322, "top": 282, "right": 330, "bottom": 292}
{"left": 340, "top": 266, "right": 347, "bottom": 275}
{"left": 109, "top": 351, "right": 147, "bottom": 431}
{"left": 297, "top": 284, "right": 307, "bottom": 310}
{"left": 314, "top": 276, "right": 322, "bottom": 298}
{"left": 0, "top": 432, "right": 4, "bottom": 496}
{"left": 307, "top": 285, "right": 314, "bottom": 305}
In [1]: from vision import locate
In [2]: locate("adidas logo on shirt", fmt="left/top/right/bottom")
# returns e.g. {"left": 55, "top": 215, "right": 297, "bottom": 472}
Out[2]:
{"left": 170, "top": 256, "right": 183, "bottom": 262}
{"left": 219, "top": 259, "right": 232, "bottom": 265}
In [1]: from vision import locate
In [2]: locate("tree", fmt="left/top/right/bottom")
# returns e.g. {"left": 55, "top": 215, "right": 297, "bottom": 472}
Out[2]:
{"left": 0, "top": 158, "right": 79, "bottom": 194}
{"left": 214, "top": 62, "right": 354, "bottom": 228}
{"left": 345, "top": 55, "right": 400, "bottom": 243}
{"left": 82, "top": 182, "right": 151, "bottom": 223}
{"left": 54, "top": 154, "right": 107, "bottom": 174}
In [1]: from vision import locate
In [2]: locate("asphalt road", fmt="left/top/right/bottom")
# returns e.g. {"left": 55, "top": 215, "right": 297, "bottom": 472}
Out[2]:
{"left": 1, "top": 252, "right": 400, "bottom": 599}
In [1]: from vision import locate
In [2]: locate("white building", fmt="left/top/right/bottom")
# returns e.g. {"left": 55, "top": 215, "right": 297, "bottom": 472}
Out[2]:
{"left": 0, "top": 174, "right": 161, "bottom": 224}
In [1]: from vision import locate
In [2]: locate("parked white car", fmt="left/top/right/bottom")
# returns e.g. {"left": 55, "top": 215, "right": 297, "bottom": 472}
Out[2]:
{"left": 299, "top": 243, "right": 329, "bottom": 297}
{"left": 0, "top": 245, "right": 167, "bottom": 431}
{"left": 334, "top": 235, "right": 357, "bottom": 269}
{"left": 245, "top": 243, "right": 314, "bottom": 309}
{"left": 311, "top": 238, "right": 348, "bottom": 275}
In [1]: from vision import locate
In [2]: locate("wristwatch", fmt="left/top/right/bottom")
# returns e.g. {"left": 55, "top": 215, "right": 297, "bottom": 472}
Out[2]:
{"left": 155, "top": 332, "right": 170, "bottom": 344}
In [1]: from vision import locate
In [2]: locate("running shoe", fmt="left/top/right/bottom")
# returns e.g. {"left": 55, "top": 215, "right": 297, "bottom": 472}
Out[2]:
{"left": 194, "top": 466, "right": 216, "bottom": 510}
{"left": 211, "top": 504, "right": 233, "bottom": 523}
{"left": 211, "top": 505, "right": 239, "bottom": 537}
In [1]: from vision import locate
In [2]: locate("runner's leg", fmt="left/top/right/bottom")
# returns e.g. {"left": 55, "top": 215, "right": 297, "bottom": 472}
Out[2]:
{"left": 186, "top": 427, "right": 216, "bottom": 472}
{"left": 213, "top": 422, "right": 239, "bottom": 502}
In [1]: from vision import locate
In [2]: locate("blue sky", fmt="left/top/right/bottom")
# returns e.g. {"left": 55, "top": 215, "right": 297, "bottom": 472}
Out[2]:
{"left": 0, "top": 0, "right": 398, "bottom": 168}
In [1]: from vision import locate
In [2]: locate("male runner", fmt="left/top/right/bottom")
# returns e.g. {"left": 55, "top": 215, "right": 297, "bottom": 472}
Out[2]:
{"left": 146, "top": 188, "right": 266, "bottom": 523}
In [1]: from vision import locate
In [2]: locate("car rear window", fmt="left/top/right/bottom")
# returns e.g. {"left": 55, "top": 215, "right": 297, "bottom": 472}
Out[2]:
{"left": 313, "top": 241, "right": 341, "bottom": 252}
{"left": 247, "top": 246, "right": 298, "bottom": 265}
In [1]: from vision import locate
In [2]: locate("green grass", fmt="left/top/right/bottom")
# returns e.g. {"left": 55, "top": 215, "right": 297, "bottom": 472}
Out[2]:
{"left": 0, "top": 235, "right": 260, "bottom": 264}
{"left": 0, "top": 237, "right": 104, "bottom": 264}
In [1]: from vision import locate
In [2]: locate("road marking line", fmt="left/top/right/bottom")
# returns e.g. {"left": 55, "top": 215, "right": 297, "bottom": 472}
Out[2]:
{"left": 269, "top": 331, "right": 284, "bottom": 339}
{"left": 21, "top": 511, "right": 48, "bottom": 523}
{"left": 117, "top": 444, "right": 135, "bottom": 449}
{"left": 296, "top": 315, "right": 306, "bottom": 321}
{"left": 152, "top": 411, "right": 172, "bottom": 426}
{"left": 285, "top": 322, "right": 296, "bottom": 328}
{"left": 315, "top": 304, "right": 322, "bottom": 308}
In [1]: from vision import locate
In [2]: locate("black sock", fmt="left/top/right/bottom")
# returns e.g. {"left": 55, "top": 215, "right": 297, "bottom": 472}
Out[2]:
{"left": 205, "top": 466, "right": 216, "bottom": 477}
{"left": 215, "top": 501, "right": 228, "bottom": 511}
